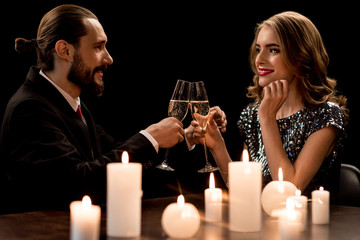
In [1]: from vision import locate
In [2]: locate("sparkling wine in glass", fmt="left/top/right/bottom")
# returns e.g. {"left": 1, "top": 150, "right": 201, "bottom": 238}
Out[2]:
{"left": 190, "top": 81, "right": 219, "bottom": 173}
{"left": 156, "top": 79, "right": 191, "bottom": 171}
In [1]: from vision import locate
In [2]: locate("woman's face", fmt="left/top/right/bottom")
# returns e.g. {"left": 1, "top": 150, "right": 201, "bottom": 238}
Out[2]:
{"left": 255, "top": 26, "right": 294, "bottom": 87}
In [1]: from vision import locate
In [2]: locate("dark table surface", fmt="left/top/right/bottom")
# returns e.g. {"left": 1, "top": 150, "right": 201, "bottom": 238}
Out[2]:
{"left": 0, "top": 192, "right": 359, "bottom": 240}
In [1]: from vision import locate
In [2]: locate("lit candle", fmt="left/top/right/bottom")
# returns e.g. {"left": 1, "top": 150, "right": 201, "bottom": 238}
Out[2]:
{"left": 70, "top": 195, "right": 101, "bottom": 240}
{"left": 228, "top": 149, "right": 262, "bottom": 232}
{"left": 107, "top": 151, "right": 143, "bottom": 237}
{"left": 311, "top": 186, "right": 330, "bottom": 224}
{"left": 261, "top": 168, "right": 297, "bottom": 216}
{"left": 288, "top": 189, "right": 308, "bottom": 231}
{"left": 279, "top": 197, "right": 303, "bottom": 239}
{"left": 161, "top": 195, "right": 201, "bottom": 238}
{"left": 205, "top": 172, "right": 222, "bottom": 222}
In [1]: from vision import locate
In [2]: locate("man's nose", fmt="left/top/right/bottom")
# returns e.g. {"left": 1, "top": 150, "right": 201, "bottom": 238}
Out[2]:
{"left": 103, "top": 48, "right": 113, "bottom": 65}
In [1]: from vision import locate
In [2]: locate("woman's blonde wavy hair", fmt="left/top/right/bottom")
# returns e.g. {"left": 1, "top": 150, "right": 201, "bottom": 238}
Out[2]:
{"left": 247, "top": 11, "right": 348, "bottom": 121}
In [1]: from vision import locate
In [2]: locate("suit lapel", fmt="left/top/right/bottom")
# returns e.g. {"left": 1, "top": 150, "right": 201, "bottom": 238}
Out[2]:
{"left": 81, "top": 103, "right": 100, "bottom": 158}
{"left": 27, "top": 67, "right": 97, "bottom": 160}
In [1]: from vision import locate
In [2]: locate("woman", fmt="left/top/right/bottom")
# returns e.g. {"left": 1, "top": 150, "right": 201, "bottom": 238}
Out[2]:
{"left": 190, "top": 11, "right": 348, "bottom": 198}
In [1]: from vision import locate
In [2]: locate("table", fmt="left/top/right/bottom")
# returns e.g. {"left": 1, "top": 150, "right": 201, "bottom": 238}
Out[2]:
{"left": 0, "top": 193, "right": 359, "bottom": 239}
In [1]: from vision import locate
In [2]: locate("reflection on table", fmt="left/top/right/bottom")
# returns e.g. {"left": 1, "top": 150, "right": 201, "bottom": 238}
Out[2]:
{"left": 0, "top": 193, "right": 359, "bottom": 239}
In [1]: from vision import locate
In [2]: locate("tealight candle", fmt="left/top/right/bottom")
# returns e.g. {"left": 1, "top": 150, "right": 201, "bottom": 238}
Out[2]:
{"left": 261, "top": 168, "right": 297, "bottom": 216}
{"left": 229, "top": 149, "right": 262, "bottom": 232}
{"left": 107, "top": 151, "right": 143, "bottom": 237}
{"left": 312, "top": 186, "right": 330, "bottom": 224}
{"left": 70, "top": 195, "right": 101, "bottom": 240}
{"left": 288, "top": 189, "right": 308, "bottom": 231}
{"left": 279, "top": 197, "right": 303, "bottom": 239}
{"left": 161, "top": 195, "right": 200, "bottom": 238}
{"left": 205, "top": 172, "right": 222, "bottom": 222}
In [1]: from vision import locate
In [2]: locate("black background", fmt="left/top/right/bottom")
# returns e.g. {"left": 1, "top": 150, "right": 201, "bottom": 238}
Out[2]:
{"left": 1, "top": 1, "right": 359, "bottom": 196}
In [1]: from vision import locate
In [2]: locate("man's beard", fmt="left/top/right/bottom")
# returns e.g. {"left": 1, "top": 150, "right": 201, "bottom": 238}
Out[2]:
{"left": 68, "top": 52, "right": 106, "bottom": 97}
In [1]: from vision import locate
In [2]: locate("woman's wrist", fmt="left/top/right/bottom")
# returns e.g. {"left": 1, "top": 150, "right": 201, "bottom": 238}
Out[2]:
{"left": 208, "top": 137, "right": 226, "bottom": 154}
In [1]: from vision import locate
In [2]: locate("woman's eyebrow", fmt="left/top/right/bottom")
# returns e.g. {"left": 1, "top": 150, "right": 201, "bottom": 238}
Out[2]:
{"left": 256, "top": 43, "right": 280, "bottom": 48}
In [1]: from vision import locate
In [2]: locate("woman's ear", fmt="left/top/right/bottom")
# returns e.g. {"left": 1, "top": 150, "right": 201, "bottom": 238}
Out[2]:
{"left": 54, "top": 40, "right": 74, "bottom": 61}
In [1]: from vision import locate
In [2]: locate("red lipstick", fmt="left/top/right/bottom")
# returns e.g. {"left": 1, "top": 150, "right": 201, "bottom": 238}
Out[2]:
{"left": 258, "top": 67, "right": 274, "bottom": 76}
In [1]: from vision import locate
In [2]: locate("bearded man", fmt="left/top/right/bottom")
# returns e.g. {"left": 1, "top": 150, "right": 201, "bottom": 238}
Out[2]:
{"left": 0, "top": 4, "right": 189, "bottom": 213}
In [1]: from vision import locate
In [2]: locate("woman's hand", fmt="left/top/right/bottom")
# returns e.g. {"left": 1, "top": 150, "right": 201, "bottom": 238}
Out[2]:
{"left": 209, "top": 106, "right": 227, "bottom": 133}
{"left": 258, "top": 80, "right": 289, "bottom": 119}
{"left": 185, "top": 106, "right": 227, "bottom": 147}
{"left": 186, "top": 113, "right": 223, "bottom": 150}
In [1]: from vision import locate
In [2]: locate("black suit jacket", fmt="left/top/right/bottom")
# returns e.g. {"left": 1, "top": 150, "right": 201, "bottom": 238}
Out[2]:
{"left": 0, "top": 67, "right": 157, "bottom": 213}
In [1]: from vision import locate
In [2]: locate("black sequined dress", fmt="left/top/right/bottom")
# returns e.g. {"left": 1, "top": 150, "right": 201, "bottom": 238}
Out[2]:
{"left": 237, "top": 101, "right": 345, "bottom": 197}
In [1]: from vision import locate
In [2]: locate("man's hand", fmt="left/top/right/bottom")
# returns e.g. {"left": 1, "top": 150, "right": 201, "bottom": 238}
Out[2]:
{"left": 145, "top": 117, "right": 185, "bottom": 148}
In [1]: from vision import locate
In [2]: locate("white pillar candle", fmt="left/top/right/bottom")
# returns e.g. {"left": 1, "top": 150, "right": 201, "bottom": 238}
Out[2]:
{"left": 229, "top": 149, "right": 262, "bottom": 232}
{"left": 70, "top": 195, "right": 101, "bottom": 240}
{"left": 288, "top": 189, "right": 308, "bottom": 231}
{"left": 261, "top": 168, "right": 297, "bottom": 216}
{"left": 279, "top": 197, "right": 303, "bottom": 239}
{"left": 161, "top": 195, "right": 201, "bottom": 238}
{"left": 205, "top": 172, "right": 222, "bottom": 222}
{"left": 312, "top": 186, "right": 330, "bottom": 224}
{"left": 107, "top": 151, "right": 143, "bottom": 237}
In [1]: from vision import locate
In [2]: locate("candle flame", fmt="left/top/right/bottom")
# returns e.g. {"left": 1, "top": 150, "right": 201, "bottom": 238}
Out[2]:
{"left": 82, "top": 195, "right": 91, "bottom": 209}
{"left": 209, "top": 172, "right": 215, "bottom": 189}
{"left": 277, "top": 168, "right": 284, "bottom": 193}
{"left": 319, "top": 186, "right": 324, "bottom": 191}
{"left": 295, "top": 189, "right": 301, "bottom": 196}
{"left": 177, "top": 194, "right": 185, "bottom": 207}
{"left": 122, "top": 151, "right": 129, "bottom": 164}
{"left": 242, "top": 149, "right": 249, "bottom": 163}
{"left": 278, "top": 168, "right": 283, "bottom": 181}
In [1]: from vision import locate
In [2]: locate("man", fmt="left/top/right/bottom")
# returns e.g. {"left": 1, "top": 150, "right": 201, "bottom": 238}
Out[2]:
{"left": 0, "top": 4, "right": 191, "bottom": 213}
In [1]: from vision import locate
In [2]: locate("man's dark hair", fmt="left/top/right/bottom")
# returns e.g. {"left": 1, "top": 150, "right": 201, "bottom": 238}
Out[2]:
{"left": 15, "top": 4, "right": 98, "bottom": 71}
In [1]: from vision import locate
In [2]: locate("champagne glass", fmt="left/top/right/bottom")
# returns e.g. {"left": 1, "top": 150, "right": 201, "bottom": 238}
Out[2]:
{"left": 156, "top": 79, "right": 191, "bottom": 171}
{"left": 190, "top": 81, "right": 219, "bottom": 173}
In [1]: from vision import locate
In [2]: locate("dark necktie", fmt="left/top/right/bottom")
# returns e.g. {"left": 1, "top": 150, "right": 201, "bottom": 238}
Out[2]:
{"left": 76, "top": 105, "right": 83, "bottom": 120}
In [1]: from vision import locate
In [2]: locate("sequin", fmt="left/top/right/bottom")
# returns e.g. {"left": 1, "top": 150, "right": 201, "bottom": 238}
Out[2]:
{"left": 238, "top": 101, "right": 345, "bottom": 196}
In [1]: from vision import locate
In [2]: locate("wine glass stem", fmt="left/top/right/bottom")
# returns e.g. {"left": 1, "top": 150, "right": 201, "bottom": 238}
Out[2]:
{"left": 163, "top": 148, "right": 170, "bottom": 164}
{"left": 203, "top": 137, "right": 209, "bottom": 167}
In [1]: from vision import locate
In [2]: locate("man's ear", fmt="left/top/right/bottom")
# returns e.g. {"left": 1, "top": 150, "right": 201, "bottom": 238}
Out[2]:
{"left": 54, "top": 40, "right": 74, "bottom": 61}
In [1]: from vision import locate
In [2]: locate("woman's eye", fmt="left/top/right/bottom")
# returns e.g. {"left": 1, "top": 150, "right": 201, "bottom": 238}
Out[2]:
{"left": 270, "top": 48, "right": 280, "bottom": 53}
